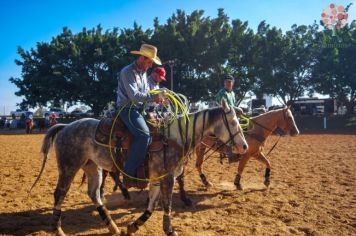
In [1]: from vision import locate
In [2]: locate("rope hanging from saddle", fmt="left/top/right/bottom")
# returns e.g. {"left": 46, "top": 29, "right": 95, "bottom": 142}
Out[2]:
{"left": 106, "top": 88, "right": 192, "bottom": 183}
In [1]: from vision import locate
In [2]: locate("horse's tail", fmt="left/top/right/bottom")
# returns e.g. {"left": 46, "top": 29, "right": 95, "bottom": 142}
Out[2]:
{"left": 28, "top": 124, "right": 67, "bottom": 195}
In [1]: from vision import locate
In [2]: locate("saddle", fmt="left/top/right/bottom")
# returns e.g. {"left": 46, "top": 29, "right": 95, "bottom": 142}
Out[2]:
{"left": 94, "top": 114, "right": 170, "bottom": 152}
{"left": 94, "top": 113, "right": 182, "bottom": 189}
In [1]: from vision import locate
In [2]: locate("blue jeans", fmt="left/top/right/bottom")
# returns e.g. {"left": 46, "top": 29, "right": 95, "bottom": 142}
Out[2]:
{"left": 119, "top": 108, "right": 151, "bottom": 177}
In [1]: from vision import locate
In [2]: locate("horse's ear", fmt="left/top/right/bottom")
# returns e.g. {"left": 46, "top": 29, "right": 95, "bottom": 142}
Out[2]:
{"left": 221, "top": 99, "right": 230, "bottom": 111}
{"left": 235, "top": 107, "right": 243, "bottom": 116}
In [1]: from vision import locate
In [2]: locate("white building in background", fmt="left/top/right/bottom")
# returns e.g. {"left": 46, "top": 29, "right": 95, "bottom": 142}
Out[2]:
{"left": 244, "top": 94, "right": 275, "bottom": 112}
{"left": 265, "top": 95, "right": 273, "bottom": 108}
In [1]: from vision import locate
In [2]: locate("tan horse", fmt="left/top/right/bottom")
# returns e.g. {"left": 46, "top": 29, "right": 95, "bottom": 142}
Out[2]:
{"left": 193, "top": 107, "right": 299, "bottom": 191}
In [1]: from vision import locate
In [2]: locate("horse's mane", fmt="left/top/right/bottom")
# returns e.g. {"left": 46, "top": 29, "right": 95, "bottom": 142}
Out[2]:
{"left": 251, "top": 107, "right": 286, "bottom": 120}
{"left": 186, "top": 106, "right": 225, "bottom": 125}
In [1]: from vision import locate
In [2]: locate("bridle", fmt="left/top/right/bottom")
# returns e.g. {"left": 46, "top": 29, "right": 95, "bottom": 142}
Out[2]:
{"left": 176, "top": 107, "right": 244, "bottom": 158}
{"left": 245, "top": 108, "right": 290, "bottom": 136}
{"left": 191, "top": 108, "right": 244, "bottom": 165}
{"left": 221, "top": 108, "right": 242, "bottom": 146}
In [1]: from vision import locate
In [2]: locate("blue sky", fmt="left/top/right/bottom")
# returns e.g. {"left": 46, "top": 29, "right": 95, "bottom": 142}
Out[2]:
{"left": 0, "top": 0, "right": 355, "bottom": 113}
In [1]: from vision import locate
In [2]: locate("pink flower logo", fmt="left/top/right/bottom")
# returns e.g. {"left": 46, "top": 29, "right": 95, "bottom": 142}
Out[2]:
{"left": 321, "top": 3, "right": 348, "bottom": 32}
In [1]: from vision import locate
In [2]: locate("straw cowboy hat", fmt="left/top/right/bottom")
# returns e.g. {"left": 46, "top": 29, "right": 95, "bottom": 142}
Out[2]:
{"left": 131, "top": 44, "right": 162, "bottom": 65}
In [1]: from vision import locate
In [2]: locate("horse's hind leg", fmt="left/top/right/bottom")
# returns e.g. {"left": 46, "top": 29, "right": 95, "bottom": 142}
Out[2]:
{"left": 176, "top": 168, "right": 192, "bottom": 206}
{"left": 195, "top": 145, "right": 212, "bottom": 188}
{"left": 52, "top": 169, "right": 78, "bottom": 236}
{"left": 82, "top": 162, "right": 120, "bottom": 235}
{"left": 256, "top": 153, "right": 271, "bottom": 187}
{"left": 127, "top": 182, "right": 160, "bottom": 235}
{"left": 161, "top": 174, "right": 177, "bottom": 236}
{"left": 109, "top": 171, "right": 130, "bottom": 200}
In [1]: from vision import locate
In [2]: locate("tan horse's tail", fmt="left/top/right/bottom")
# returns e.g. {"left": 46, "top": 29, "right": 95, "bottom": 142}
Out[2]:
{"left": 28, "top": 124, "right": 67, "bottom": 195}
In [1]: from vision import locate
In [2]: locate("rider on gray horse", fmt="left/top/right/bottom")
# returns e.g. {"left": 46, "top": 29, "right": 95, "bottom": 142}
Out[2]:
{"left": 116, "top": 43, "right": 166, "bottom": 188}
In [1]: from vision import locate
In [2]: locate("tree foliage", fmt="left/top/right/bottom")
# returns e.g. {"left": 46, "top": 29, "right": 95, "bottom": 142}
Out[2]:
{"left": 311, "top": 20, "right": 356, "bottom": 113}
{"left": 10, "top": 9, "right": 355, "bottom": 114}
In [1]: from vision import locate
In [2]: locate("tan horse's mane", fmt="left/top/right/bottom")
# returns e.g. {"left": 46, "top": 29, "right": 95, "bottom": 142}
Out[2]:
{"left": 251, "top": 107, "right": 286, "bottom": 119}
{"left": 251, "top": 107, "right": 287, "bottom": 119}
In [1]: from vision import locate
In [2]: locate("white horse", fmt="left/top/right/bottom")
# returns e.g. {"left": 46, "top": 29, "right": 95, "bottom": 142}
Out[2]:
{"left": 31, "top": 100, "right": 248, "bottom": 236}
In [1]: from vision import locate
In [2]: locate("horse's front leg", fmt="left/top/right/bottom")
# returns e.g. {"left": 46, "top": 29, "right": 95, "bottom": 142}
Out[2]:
{"left": 234, "top": 154, "right": 251, "bottom": 190}
{"left": 176, "top": 168, "right": 192, "bottom": 206}
{"left": 100, "top": 170, "right": 108, "bottom": 202}
{"left": 195, "top": 145, "right": 213, "bottom": 188}
{"left": 126, "top": 182, "right": 160, "bottom": 235}
{"left": 161, "top": 174, "right": 178, "bottom": 236}
{"left": 256, "top": 152, "right": 271, "bottom": 187}
{"left": 83, "top": 163, "right": 120, "bottom": 235}
{"left": 109, "top": 171, "right": 130, "bottom": 200}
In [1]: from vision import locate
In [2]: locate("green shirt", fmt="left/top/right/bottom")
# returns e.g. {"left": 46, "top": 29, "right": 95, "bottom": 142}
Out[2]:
{"left": 215, "top": 89, "right": 237, "bottom": 109}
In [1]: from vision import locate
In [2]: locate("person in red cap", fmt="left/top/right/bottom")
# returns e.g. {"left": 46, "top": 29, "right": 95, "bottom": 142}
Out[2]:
{"left": 147, "top": 67, "right": 166, "bottom": 90}
{"left": 49, "top": 112, "right": 58, "bottom": 127}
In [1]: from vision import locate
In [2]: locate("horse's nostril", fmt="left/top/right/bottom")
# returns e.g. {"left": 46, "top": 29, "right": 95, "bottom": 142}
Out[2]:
{"left": 243, "top": 144, "right": 247, "bottom": 150}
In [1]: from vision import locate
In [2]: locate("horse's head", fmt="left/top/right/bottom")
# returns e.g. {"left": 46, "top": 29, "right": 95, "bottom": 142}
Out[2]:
{"left": 275, "top": 106, "right": 299, "bottom": 136}
{"left": 213, "top": 100, "right": 248, "bottom": 154}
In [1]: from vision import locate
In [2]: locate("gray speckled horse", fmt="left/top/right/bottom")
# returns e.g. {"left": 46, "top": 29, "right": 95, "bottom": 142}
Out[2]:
{"left": 30, "top": 100, "right": 248, "bottom": 236}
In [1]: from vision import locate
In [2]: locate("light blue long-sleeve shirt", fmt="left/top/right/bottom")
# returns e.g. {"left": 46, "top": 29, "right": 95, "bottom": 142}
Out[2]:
{"left": 147, "top": 75, "right": 160, "bottom": 90}
{"left": 116, "top": 62, "right": 157, "bottom": 108}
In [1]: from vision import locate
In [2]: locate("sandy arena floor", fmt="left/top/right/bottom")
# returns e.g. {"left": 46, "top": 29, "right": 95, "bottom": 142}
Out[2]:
{"left": 0, "top": 133, "right": 355, "bottom": 235}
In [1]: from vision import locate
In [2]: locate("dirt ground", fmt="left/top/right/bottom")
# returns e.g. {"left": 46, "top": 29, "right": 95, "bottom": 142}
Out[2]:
{"left": 0, "top": 133, "right": 355, "bottom": 236}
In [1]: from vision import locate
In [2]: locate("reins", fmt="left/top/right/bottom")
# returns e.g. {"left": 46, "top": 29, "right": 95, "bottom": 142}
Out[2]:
{"left": 240, "top": 108, "right": 290, "bottom": 157}
{"left": 182, "top": 132, "right": 241, "bottom": 177}
{"left": 183, "top": 111, "right": 243, "bottom": 178}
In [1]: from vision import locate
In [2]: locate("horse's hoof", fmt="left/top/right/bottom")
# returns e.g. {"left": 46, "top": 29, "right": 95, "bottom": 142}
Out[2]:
{"left": 264, "top": 179, "right": 270, "bottom": 187}
{"left": 167, "top": 230, "right": 178, "bottom": 236}
{"left": 108, "top": 219, "right": 120, "bottom": 235}
{"left": 235, "top": 184, "right": 243, "bottom": 190}
{"left": 127, "top": 222, "right": 139, "bottom": 235}
{"left": 55, "top": 227, "right": 66, "bottom": 236}
{"left": 205, "top": 182, "right": 214, "bottom": 188}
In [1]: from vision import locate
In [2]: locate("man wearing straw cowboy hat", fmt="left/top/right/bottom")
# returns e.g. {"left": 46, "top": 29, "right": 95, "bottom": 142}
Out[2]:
{"left": 117, "top": 43, "right": 166, "bottom": 188}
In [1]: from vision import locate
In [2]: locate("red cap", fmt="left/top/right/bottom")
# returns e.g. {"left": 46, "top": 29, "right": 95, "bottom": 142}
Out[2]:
{"left": 154, "top": 67, "right": 166, "bottom": 81}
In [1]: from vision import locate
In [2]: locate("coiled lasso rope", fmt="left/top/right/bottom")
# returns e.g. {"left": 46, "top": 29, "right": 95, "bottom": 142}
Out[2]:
{"left": 108, "top": 88, "right": 192, "bottom": 182}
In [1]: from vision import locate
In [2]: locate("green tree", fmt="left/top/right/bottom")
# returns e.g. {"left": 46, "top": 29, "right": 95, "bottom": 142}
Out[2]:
{"left": 10, "top": 25, "right": 135, "bottom": 115}
{"left": 227, "top": 19, "right": 258, "bottom": 105}
{"left": 311, "top": 21, "right": 356, "bottom": 114}
{"left": 152, "top": 9, "right": 232, "bottom": 101}
{"left": 252, "top": 22, "right": 316, "bottom": 104}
